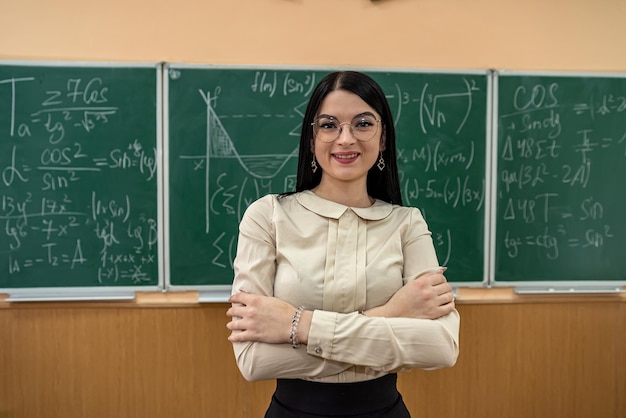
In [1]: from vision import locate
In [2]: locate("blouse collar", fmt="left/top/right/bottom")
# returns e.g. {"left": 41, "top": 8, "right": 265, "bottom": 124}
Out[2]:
{"left": 295, "top": 190, "right": 393, "bottom": 221}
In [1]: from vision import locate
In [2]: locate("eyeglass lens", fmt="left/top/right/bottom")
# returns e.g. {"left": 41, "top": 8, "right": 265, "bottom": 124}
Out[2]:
{"left": 312, "top": 115, "right": 380, "bottom": 142}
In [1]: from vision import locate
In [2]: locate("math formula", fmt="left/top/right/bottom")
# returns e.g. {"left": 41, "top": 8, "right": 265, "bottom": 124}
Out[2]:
{"left": 0, "top": 65, "right": 159, "bottom": 288}
{"left": 168, "top": 68, "right": 489, "bottom": 284}
{"left": 495, "top": 75, "right": 626, "bottom": 282}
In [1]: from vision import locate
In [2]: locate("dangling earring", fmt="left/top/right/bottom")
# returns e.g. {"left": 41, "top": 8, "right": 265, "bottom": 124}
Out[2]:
{"left": 377, "top": 152, "right": 385, "bottom": 171}
{"left": 311, "top": 155, "right": 318, "bottom": 173}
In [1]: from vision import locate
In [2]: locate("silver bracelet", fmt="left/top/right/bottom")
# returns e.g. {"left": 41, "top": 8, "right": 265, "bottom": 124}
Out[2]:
{"left": 290, "top": 306, "right": 304, "bottom": 348}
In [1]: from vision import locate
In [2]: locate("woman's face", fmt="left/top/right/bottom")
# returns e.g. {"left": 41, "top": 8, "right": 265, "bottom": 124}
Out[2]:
{"left": 312, "top": 89, "right": 385, "bottom": 189}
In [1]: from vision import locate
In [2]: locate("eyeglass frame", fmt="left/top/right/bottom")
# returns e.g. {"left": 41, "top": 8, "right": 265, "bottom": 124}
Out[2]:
{"left": 310, "top": 114, "right": 383, "bottom": 143}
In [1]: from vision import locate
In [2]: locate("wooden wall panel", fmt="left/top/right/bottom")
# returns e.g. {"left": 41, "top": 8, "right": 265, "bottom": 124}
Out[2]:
{"left": 0, "top": 305, "right": 241, "bottom": 418}
{"left": 0, "top": 300, "right": 624, "bottom": 418}
{"left": 399, "top": 302, "right": 623, "bottom": 418}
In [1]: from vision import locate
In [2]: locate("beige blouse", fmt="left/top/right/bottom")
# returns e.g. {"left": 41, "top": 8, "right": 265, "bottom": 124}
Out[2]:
{"left": 231, "top": 190, "right": 460, "bottom": 382}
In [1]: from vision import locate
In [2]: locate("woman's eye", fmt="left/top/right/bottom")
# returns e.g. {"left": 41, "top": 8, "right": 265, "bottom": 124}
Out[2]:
{"left": 354, "top": 119, "right": 373, "bottom": 128}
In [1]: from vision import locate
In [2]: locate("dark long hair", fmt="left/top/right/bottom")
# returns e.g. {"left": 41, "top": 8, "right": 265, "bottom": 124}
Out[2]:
{"left": 286, "top": 71, "right": 402, "bottom": 205}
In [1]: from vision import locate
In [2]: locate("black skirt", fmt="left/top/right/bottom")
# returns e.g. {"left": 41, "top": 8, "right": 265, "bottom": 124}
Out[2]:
{"left": 264, "top": 373, "right": 411, "bottom": 418}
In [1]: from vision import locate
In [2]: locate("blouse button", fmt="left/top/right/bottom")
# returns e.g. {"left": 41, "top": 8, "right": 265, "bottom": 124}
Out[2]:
{"left": 314, "top": 346, "right": 323, "bottom": 355}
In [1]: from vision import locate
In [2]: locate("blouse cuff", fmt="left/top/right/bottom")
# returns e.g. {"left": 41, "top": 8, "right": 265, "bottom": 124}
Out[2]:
{"left": 306, "top": 309, "right": 338, "bottom": 359}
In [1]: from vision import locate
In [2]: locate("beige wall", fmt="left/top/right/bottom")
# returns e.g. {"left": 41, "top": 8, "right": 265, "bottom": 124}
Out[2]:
{"left": 1, "top": 0, "right": 625, "bottom": 72}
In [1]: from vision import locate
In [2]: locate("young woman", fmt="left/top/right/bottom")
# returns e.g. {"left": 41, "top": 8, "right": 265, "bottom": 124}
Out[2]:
{"left": 226, "top": 71, "right": 459, "bottom": 418}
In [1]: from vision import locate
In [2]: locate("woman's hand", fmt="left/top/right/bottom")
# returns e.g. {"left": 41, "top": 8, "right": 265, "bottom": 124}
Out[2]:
{"left": 227, "top": 292, "right": 310, "bottom": 344}
{"left": 366, "top": 269, "right": 455, "bottom": 320}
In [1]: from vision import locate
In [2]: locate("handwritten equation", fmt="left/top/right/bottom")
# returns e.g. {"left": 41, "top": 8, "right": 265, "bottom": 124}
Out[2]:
{"left": 167, "top": 68, "right": 488, "bottom": 285}
{"left": 496, "top": 76, "right": 626, "bottom": 280}
{"left": 0, "top": 65, "right": 159, "bottom": 288}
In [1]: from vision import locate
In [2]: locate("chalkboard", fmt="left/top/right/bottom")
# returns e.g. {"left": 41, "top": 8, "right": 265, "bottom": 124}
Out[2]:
{"left": 0, "top": 62, "right": 162, "bottom": 296}
{"left": 166, "top": 65, "right": 490, "bottom": 290}
{"left": 493, "top": 71, "right": 626, "bottom": 286}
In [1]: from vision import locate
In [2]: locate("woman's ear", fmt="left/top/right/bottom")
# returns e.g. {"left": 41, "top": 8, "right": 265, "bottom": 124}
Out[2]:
{"left": 380, "top": 131, "right": 386, "bottom": 152}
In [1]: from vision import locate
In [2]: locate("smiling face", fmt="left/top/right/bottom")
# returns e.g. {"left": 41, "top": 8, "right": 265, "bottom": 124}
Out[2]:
{"left": 312, "top": 89, "right": 385, "bottom": 196}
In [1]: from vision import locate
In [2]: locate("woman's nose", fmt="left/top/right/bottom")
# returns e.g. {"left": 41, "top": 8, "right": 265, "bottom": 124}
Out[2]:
{"left": 336, "top": 122, "right": 356, "bottom": 144}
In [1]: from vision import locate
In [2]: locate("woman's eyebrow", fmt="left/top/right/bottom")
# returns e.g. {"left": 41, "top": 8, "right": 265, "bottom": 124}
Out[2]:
{"left": 352, "top": 112, "right": 377, "bottom": 119}
{"left": 316, "top": 112, "right": 377, "bottom": 120}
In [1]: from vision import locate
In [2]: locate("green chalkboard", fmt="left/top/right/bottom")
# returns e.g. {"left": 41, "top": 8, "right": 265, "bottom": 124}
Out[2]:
{"left": 0, "top": 62, "right": 161, "bottom": 292}
{"left": 494, "top": 72, "right": 626, "bottom": 284}
{"left": 166, "top": 65, "right": 489, "bottom": 288}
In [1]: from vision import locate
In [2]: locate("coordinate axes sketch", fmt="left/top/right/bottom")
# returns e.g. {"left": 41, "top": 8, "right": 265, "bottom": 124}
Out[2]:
{"left": 166, "top": 67, "right": 488, "bottom": 287}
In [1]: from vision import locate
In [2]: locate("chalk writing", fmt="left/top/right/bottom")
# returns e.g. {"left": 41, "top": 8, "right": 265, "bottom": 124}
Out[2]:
{"left": 168, "top": 68, "right": 488, "bottom": 285}
{"left": 495, "top": 74, "right": 626, "bottom": 282}
{"left": 0, "top": 64, "right": 159, "bottom": 289}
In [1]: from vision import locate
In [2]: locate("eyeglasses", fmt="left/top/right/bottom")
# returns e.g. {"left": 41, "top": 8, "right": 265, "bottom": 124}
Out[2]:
{"left": 311, "top": 114, "right": 382, "bottom": 143}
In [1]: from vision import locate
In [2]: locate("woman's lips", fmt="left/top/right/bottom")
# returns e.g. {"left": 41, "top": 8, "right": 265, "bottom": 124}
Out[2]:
{"left": 332, "top": 153, "right": 359, "bottom": 164}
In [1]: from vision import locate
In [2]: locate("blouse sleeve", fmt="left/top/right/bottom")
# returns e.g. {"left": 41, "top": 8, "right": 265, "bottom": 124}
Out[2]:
{"left": 305, "top": 208, "right": 460, "bottom": 373}
{"left": 230, "top": 195, "right": 352, "bottom": 381}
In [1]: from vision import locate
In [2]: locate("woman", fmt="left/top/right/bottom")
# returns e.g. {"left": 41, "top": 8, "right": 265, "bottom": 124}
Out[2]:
{"left": 226, "top": 71, "right": 459, "bottom": 417}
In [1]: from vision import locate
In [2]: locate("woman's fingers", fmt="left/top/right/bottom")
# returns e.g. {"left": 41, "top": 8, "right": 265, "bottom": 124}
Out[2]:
{"left": 228, "top": 290, "right": 252, "bottom": 305}
{"left": 226, "top": 305, "right": 246, "bottom": 318}
{"left": 433, "top": 281, "right": 452, "bottom": 296}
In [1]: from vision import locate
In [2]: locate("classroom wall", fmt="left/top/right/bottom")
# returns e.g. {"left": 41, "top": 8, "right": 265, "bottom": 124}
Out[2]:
{"left": 1, "top": 0, "right": 625, "bottom": 417}
{"left": 1, "top": 0, "right": 626, "bottom": 71}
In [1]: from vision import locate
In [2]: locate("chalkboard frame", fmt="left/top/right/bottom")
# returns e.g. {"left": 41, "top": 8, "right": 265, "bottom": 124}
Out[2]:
{"left": 163, "top": 63, "right": 494, "bottom": 301}
{"left": 490, "top": 70, "right": 626, "bottom": 291}
{"left": 0, "top": 60, "right": 164, "bottom": 301}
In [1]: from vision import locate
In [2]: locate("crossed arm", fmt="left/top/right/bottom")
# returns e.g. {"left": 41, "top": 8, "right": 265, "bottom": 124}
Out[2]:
{"left": 225, "top": 197, "right": 460, "bottom": 381}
